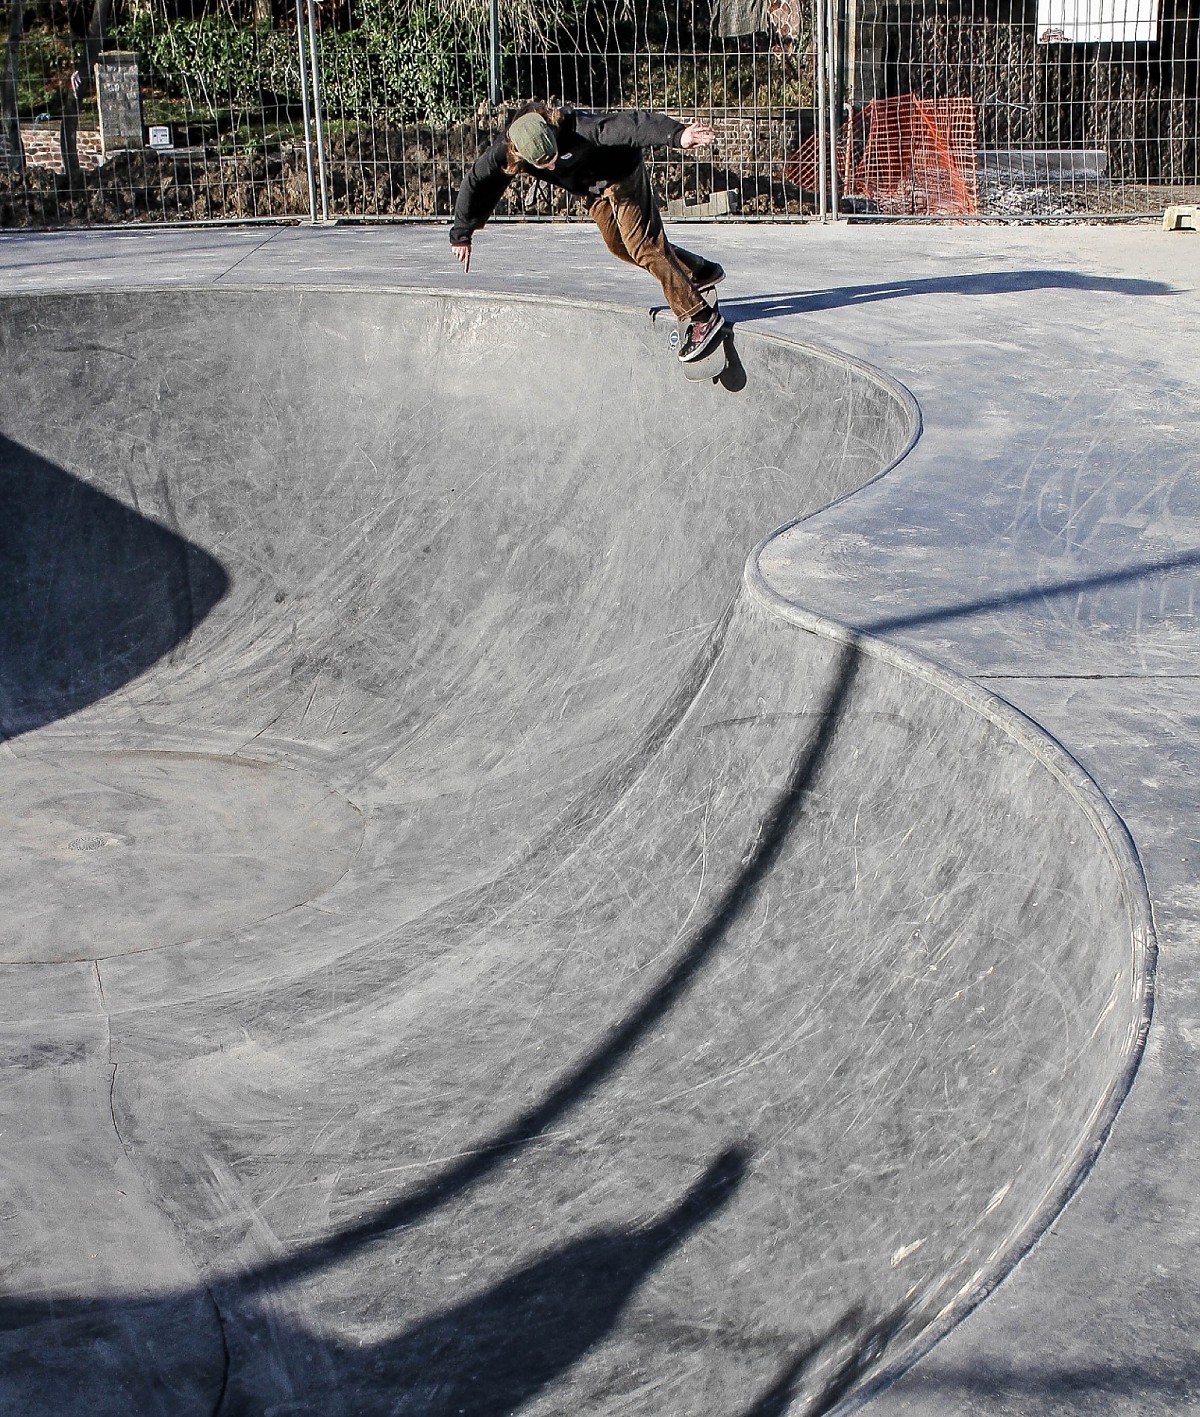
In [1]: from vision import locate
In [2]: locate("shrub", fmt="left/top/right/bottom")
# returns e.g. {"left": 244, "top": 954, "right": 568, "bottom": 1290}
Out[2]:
{"left": 112, "top": 7, "right": 480, "bottom": 125}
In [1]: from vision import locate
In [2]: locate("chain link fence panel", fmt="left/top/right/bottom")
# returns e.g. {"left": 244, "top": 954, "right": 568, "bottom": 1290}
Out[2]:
{"left": 858, "top": 0, "right": 1199, "bottom": 216}
{"left": 0, "top": 0, "right": 1196, "bottom": 226}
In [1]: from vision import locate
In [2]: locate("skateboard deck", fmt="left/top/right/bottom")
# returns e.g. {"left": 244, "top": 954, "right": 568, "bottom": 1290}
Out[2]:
{"left": 650, "top": 287, "right": 736, "bottom": 386}
{"left": 676, "top": 287, "right": 731, "bottom": 382}
{"left": 680, "top": 330, "right": 730, "bottom": 382}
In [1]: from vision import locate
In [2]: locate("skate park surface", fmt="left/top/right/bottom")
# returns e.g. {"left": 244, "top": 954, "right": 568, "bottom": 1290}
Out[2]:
{"left": 0, "top": 223, "right": 1196, "bottom": 1417}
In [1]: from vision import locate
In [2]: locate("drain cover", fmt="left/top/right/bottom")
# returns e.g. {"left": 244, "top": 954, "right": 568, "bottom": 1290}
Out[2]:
{"left": 67, "top": 833, "right": 108, "bottom": 852}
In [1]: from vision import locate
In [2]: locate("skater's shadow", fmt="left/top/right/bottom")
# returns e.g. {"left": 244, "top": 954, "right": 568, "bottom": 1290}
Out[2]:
{"left": 273, "top": 1146, "right": 753, "bottom": 1415}
{"left": 719, "top": 332, "right": 748, "bottom": 391}
{"left": 0, "top": 1142, "right": 911, "bottom": 1416}
{"left": 721, "top": 269, "right": 1176, "bottom": 323}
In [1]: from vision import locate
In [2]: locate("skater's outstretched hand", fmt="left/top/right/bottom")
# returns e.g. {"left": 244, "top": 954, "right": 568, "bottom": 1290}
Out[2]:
{"left": 452, "top": 241, "right": 471, "bottom": 274}
{"left": 679, "top": 122, "right": 716, "bottom": 149}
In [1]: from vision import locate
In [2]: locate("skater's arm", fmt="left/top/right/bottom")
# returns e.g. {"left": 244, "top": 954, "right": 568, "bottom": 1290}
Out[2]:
{"left": 586, "top": 110, "right": 689, "bottom": 151}
{"left": 449, "top": 139, "right": 514, "bottom": 247}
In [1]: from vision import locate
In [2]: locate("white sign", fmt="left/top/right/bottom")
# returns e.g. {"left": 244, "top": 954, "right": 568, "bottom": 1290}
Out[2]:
{"left": 148, "top": 125, "right": 173, "bottom": 150}
{"left": 1038, "top": 0, "right": 1159, "bottom": 42}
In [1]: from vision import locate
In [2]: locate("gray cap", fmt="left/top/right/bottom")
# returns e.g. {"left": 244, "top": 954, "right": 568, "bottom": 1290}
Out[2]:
{"left": 509, "top": 113, "right": 557, "bottom": 165}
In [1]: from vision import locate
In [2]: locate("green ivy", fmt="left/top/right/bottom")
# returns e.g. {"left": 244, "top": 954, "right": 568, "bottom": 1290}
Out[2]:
{"left": 344, "top": 0, "right": 467, "bottom": 125}
{"left": 14, "top": 27, "right": 78, "bottom": 115}
{"left": 112, "top": 16, "right": 294, "bottom": 115}
{"left": 111, "top": 9, "right": 479, "bottom": 125}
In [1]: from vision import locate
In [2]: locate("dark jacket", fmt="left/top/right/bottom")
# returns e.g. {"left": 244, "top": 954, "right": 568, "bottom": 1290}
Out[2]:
{"left": 449, "top": 109, "right": 686, "bottom": 244}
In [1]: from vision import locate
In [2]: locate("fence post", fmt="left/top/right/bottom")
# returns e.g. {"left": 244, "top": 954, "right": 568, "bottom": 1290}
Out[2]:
{"left": 815, "top": 0, "right": 828, "bottom": 220}
{"left": 488, "top": 0, "right": 502, "bottom": 106}
{"left": 827, "top": 0, "right": 842, "bottom": 219}
{"left": 303, "top": 0, "right": 330, "bottom": 223}
{"left": 294, "top": 0, "right": 318, "bottom": 223}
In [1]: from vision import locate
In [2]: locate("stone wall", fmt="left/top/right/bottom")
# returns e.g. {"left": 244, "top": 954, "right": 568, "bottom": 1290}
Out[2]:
{"left": 19, "top": 127, "right": 106, "bottom": 174}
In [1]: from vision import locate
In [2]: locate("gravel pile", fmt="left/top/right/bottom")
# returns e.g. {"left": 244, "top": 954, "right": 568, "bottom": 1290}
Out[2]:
{"left": 977, "top": 178, "right": 1108, "bottom": 219}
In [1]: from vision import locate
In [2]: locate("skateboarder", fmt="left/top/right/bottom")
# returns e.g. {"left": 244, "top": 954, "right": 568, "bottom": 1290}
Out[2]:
{"left": 450, "top": 104, "right": 727, "bottom": 363}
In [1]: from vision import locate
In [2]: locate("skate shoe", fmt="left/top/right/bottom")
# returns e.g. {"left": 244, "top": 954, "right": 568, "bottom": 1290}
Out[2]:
{"left": 691, "top": 260, "right": 726, "bottom": 290}
{"left": 677, "top": 307, "right": 727, "bottom": 362}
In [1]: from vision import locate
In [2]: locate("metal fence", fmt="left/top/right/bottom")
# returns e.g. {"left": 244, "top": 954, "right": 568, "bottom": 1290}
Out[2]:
{"left": 868, "top": 0, "right": 1200, "bottom": 216}
{"left": 1, "top": 0, "right": 1196, "bottom": 228}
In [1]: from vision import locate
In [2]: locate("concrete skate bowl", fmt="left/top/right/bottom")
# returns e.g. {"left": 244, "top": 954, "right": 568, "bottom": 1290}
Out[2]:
{"left": 0, "top": 288, "right": 1153, "bottom": 1417}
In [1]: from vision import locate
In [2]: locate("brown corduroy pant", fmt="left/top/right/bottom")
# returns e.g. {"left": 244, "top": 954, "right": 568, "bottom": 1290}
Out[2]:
{"left": 589, "top": 163, "right": 711, "bottom": 321}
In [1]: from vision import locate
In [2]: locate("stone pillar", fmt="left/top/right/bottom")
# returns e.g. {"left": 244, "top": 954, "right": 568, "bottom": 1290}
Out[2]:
{"left": 95, "top": 51, "right": 144, "bottom": 153}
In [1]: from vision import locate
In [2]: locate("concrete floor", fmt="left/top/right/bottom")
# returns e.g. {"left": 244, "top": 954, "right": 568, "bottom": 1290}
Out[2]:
{"left": 0, "top": 220, "right": 1197, "bottom": 1416}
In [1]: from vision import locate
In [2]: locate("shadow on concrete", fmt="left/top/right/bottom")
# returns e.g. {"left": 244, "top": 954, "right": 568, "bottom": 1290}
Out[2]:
{"left": 905, "top": 1356, "right": 1200, "bottom": 1408}
{"left": 226, "top": 1146, "right": 755, "bottom": 1414}
{"left": 0, "top": 434, "right": 228, "bottom": 740}
{"left": 737, "top": 1306, "right": 913, "bottom": 1417}
{"left": 719, "top": 333, "right": 749, "bottom": 391}
{"left": 240, "top": 640, "right": 864, "bottom": 1297}
{"left": 218, "top": 634, "right": 907, "bottom": 1414}
{"left": 859, "top": 550, "right": 1200, "bottom": 637}
{"left": 0, "top": 1145, "right": 912, "bottom": 1416}
{"left": 723, "top": 270, "right": 1176, "bottom": 323}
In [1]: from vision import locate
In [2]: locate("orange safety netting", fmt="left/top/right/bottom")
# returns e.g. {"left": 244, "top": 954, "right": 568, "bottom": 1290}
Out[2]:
{"left": 786, "top": 96, "right": 980, "bottom": 217}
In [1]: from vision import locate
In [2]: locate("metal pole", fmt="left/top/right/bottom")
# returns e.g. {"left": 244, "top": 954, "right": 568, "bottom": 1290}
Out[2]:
{"left": 827, "top": 0, "right": 841, "bottom": 219}
{"left": 488, "top": 0, "right": 502, "bottom": 106}
{"left": 841, "top": 0, "right": 855, "bottom": 197}
{"left": 815, "top": 0, "right": 828, "bottom": 220}
{"left": 303, "top": 0, "right": 329, "bottom": 223}
{"left": 294, "top": 0, "right": 317, "bottom": 224}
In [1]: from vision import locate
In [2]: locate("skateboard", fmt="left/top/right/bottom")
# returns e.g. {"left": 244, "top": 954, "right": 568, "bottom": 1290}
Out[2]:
{"left": 653, "top": 286, "right": 735, "bottom": 385}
